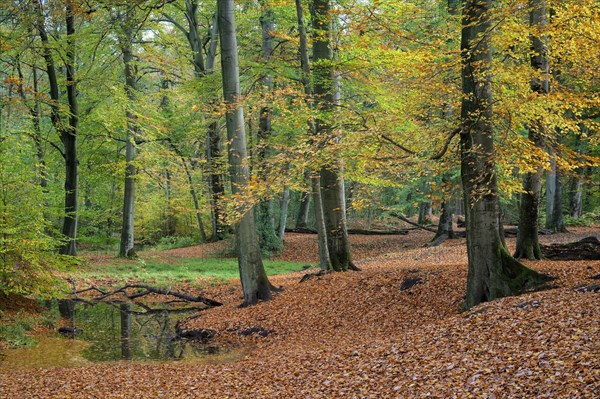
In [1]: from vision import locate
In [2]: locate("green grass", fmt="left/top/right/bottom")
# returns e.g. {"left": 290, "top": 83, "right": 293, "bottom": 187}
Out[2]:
{"left": 0, "top": 310, "right": 38, "bottom": 348}
{"left": 81, "top": 257, "right": 312, "bottom": 286}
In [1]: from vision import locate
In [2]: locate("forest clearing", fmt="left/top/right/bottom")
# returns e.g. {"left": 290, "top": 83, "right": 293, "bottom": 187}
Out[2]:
{"left": 1, "top": 228, "right": 599, "bottom": 398}
{"left": 1, "top": 0, "right": 600, "bottom": 397}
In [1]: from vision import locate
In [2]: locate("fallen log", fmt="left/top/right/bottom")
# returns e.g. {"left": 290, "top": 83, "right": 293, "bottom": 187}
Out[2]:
{"left": 541, "top": 236, "right": 600, "bottom": 260}
{"left": 390, "top": 213, "right": 437, "bottom": 233}
{"left": 72, "top": 284, "right": 223, "bottom": 307}
{"left": 503, "top": 227, "right": 553, "bottom": 237}
{"left": 285, "top": 227, "right": 409, "bottom": 235}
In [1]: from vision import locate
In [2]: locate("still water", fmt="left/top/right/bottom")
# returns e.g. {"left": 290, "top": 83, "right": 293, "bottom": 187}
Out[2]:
{"left": 0, "top": 300, "right": 243, "bottom": 369}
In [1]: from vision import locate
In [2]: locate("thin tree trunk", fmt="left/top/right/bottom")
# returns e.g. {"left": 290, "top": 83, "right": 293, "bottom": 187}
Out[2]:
{"left": 460, "top": 0, "right": 549, "bottom": 309}
{"left": 545, "top": 151, "right": 556, "bottom": 226}
{"left": 295, "top": 172, "right": 311, "bottom": 228}
{"left": 181, "top": 156, "right": 207, "bottom": 241}
{"left": 218, "top": 0, "right": 272, "bottom": 306}
{"left": 278, "top": 187, "right": 290, "bottom": 240}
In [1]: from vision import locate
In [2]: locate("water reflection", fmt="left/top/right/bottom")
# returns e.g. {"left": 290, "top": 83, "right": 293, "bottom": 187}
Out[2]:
{"left": 0, "top": 299, "right": 239, "bottom": 369}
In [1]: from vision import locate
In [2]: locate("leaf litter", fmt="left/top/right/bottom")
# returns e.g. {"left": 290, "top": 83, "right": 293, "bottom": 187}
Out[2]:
{"left": 0, "top": 228, "right": 598, "bottom": 398}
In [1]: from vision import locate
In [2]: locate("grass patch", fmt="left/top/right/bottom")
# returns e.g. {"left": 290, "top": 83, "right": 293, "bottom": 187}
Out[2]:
{"left": 0, "top": 310, "right": 37, "bottom": 348}
{"left": 80, "top": 257, "right": 311, "bottom": 286}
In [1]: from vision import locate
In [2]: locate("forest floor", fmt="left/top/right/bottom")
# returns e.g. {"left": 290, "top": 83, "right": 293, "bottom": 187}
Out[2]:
{"left": 1, "top": 227, "right": 599, "bottom": 398}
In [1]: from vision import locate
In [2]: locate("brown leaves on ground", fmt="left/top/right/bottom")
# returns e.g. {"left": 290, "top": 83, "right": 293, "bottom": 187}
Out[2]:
{"left": 1, "top": 228, "right": 599, "bottom": 398}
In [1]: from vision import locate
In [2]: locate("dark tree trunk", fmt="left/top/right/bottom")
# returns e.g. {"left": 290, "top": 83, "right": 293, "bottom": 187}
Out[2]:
{"left": 460, "top": 0, "right": 549, "bottom": 309}
{"left": 296, "top": 190, "right": 311, "bottom": 228}
{"left": 312, "top": 0, "right": 353, "bottom": 271}
{"left": 206, "top": 121, "right": 226, "bottom": 240}
{"left": 296, "top": 0, "right": 331, "bottom": 269}
{"left": 35, "top": 1, "right": 79, "bottom": 255}
{"left": 255, "top": 4, "right": 281, "bottom": 254}
{"left": 218, "top": 0, "right": 272, "bottom": 306}
{"left": 515, "top": 0, "right": 549, "bottom": 260}
{"left": 569, "top": 169, "right": 585, "bottom": 218}
{"left": 119, "top": 22, "right": 139, "bottom": 258}
{"left": 429, "top": 199, "right": 454, "bottom": 247}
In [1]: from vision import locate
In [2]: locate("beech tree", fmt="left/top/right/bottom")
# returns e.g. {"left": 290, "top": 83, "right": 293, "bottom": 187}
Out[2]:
{"left": 459, "top": 0, "right": 550, "bottom": 309}
{"left": 312, "top": 0, "right": 354, "bottom": 272}
{"left": 35, "top": 0, "right": 79, "bottom": 256}
{"left": 514, "top": 0, "right": 549, "bottom": 260}
{"left": 218, "top": 0, "right": 273, "bottom": 306}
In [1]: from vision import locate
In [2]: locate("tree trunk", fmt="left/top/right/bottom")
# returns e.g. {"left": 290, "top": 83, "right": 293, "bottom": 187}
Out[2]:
{"left": 181, "top": 157, "right": 207, "bottom": 241}
{"left": 312, "top": 0, "right": 353, "bottom": 271}
{"left": 218, "top": 0, "right": 272, "bottom": 306}
{"left": 295, "top": 172, "right": 311, "bottom": 229}
{"left": 119, "top": 23, "right": 138, "bottom": 258}
{"left": 36, "top": 2, "right": 79, "bottom": 255}
{"left": 255, "top": 4, "right": 281, "bottom": 254}
{"left": 460, "top": 0, "right": 549, "bottom": 309}
{"left": 515, "top": 0, "right": 548, "bottom": 260}
{"left": 429, "top": 199, "right": 454, "bottom": 247}
{"left": 296, "top": 0, "right": 331, "bottom": 268}
{"left": 545, "top": 151, "right": 556, "bottom": 226}
{"left": 278, "top": 187, "right": 290, "bottom": 240}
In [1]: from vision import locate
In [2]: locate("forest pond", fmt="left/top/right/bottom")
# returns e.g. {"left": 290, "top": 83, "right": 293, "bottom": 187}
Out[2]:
{"left": 0, "top": 300, "right": 242, "bottom": 369}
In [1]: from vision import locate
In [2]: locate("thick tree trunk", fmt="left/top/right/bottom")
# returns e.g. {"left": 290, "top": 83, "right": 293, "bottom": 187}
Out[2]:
{"left": 218, "top": 0, "right": 272, "bottom": 306}
{"left": 296, "top": 0, "right": 331, "bottom": 268}
{"left": 119, "top": 24, "right": 138, "bottom": 258}
{"left": 312, "top": 0, "right": 354, "bottom": 271}
{"left": 460, "top": 0, "right": 549, "bottom": 309}
{"left": 515, "top": 0, "right": 549, "bottom": 260}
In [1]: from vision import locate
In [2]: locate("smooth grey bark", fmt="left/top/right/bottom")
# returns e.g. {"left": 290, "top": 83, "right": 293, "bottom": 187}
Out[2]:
{"left": 278, "top": 187, "right": 290, "bottom": 240}
{"left": 295, "top": 172, "right": 311, "bottom": 228}
{"left": 545, "top": 151, "right": 556, "bottom": 222}
{"left": 296, "top": 0, "right": 331, "bottom": 270}
{"left": 119, "top": 21, "right": 139, "bottom": 259}
{"left": 312, "top": 0, "right": 354, "bottom": 272}
{"left": 515, "top": 0, "right": 548, "bottom": 260}
{"left": 35, "top": 1, "right": 79, "bottom": 255}
{"left": 568, "top": 132, "right": 586, "bottom": 218}
{"left": 460, "top": 0, "right": 549, "bottom": 309}
{"left": 569, "top": 169, "right": 585, "bottom": 218}
{"left": 218, "top": 0, "right": 272, "bottom": 306}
